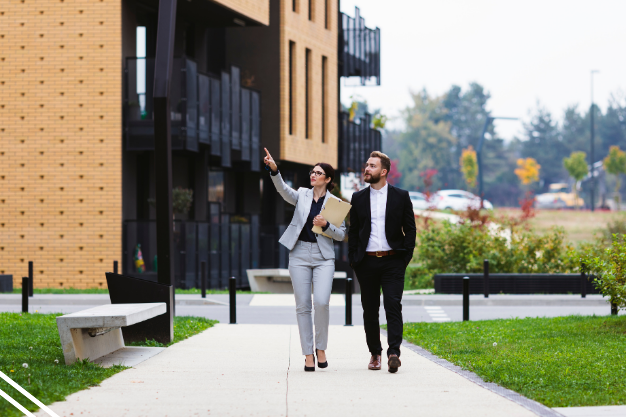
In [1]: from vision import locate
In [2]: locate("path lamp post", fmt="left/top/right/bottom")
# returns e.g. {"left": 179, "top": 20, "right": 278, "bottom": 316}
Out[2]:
{"left": 590, "top": 70, "right": 599, "bottom": 212}
{"left": 152, "top": 0, "right": 177, "bottom": 341}
{"left": 477, "top": 116, "right": 518, "bottom": 206}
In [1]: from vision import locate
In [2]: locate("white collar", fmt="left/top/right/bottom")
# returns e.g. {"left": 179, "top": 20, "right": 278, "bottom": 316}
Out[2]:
{"left": 369, "top": 183, "right": 388, "bottom": 194}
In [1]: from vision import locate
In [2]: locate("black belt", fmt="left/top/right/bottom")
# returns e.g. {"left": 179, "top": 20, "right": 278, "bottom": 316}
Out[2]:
{"left": 366, "top": 250, "right": 397, "bottom": 257}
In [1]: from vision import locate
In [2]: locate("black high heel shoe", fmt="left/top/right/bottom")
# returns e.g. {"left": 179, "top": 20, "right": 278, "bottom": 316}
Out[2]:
{"left": 316, "top": 349, "right": 328, "bottom": 369}
{"left": 304, "top": 356, "right": 315, "bottom": 372}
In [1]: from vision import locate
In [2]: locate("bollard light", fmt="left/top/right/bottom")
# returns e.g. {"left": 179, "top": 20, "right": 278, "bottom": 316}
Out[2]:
{"left": 463, "top": 276, "right": 470, "bottom": 321}
{"left": 201, "top": 261, "right": 207, "bottom": 299}
{"left": 483, "top": 259, "right": 489, "bottom": 298}
{"left": 345, "top": 277, "right": 353, "bottom": 326}
{"left": 229, "top": 277, "right": 237, "bottom": 324}
{"left": 28, "top": 261, "right": 34, "bottom": 297}
{"left": 22, "top": 277, "right": 29, "bottom": 313}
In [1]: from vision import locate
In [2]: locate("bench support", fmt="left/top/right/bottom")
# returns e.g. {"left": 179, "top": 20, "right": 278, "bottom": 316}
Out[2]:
{"left": 58, "top": 324, "right": 124, "bottom": 365}
{"left": 56, "top": 303, "right": 166, "bottom": 365}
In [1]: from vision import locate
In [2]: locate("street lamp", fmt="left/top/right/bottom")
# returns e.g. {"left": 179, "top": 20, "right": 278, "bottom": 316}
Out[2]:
{"left": 476, "top": 116, "right": 518, "bottom": 206}
{"left": 590, "top": 70, "right": 600, "bottom": 212}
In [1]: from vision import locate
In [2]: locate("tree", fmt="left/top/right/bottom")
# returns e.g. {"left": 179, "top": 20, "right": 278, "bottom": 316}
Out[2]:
{"left": 521, "top": 103, "right": 567, "bottom": 189}
{"left": 563, "top": 151, "right": 588, "bottom": 209}
{"left": 394, "top": 89, "right": 457, "bottom": 191}
{"left": 515, "top": 158, "right": 541, "bottom": 186}
{"left": 459, "top": 146, "right": 478, "bottom": 189}
{"left": 387, "top": 159, "right": 402, "bottom": 185}
{"left": 603, "top": 146, "right": 626, "bottom": 207}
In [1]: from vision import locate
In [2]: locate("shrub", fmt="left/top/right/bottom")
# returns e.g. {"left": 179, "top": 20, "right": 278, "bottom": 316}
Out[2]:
{"left": 404, "top": 264, "right": 433, "bottom": 289}
{"left": 412, "top": 221, "right": 579, "bottom": 286}
{"left": 578, "top": 235, "right": 626, "bottom": 310}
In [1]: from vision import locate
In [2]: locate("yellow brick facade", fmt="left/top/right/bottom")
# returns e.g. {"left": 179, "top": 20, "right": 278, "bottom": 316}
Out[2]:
{"left": 280, "top": 0, "right": 338, "bottom": 168}
{"left": 212, "top": 0, "right": 270, "bottom": 26}
{"left": 0, "top": 0, "right": 122, "bottom": 289}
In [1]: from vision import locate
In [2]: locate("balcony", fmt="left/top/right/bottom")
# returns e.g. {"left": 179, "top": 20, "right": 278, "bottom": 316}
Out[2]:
{"left": 123, "top": 213, "right": 262, "bottom": 289}
{"left": 122, "top": 215, "right": 351, "bottom": 290}
{"left": 338, "top": 112, "right": 382, "bottom": 173}
{"left": 339, "top": 7, "right": 381, "bottom": 85}
{"left": 124, "top": 57, "right": 261, "bottom": 170}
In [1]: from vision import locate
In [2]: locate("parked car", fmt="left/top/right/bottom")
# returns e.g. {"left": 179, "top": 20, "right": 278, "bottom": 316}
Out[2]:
{"left": 535, "top": 183, "right": 584, "bottom": 209}
{"left": 409, "top": 191, "right": 429, "bottom": 210}
{"left": 432, "top": 190, "right": 493, "bottom": 211}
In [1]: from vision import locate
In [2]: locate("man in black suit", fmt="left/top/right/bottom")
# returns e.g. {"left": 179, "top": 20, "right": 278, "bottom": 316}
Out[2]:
{"left": 348, "top": 151, "right": 416, "bottom": 373}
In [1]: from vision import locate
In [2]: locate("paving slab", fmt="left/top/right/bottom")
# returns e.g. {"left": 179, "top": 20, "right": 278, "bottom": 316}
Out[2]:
{"left": 92, "top": 346, "right": 165, "bottom": 368}
{"left": 249, "top": 293, "right": 346, "bottom": 306}
{"left": 35, "top": 324, "right": 539, "bottom": 417}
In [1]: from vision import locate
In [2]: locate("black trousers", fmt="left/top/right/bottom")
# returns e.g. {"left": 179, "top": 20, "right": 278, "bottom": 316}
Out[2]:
{"left": 354, "top": 254, "right": 406, "bottom": 357}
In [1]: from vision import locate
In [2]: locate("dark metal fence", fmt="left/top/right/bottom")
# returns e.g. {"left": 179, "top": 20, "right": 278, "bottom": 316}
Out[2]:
{"left": 124, "top": 57, "right": 260, "bottom": 170}
{"left": 338, "top": 111, "right": 382, "bottom": 173}
{"left": 434, "top": 273, "right": 601, "bottom": 295}
{"left": 123, "top": 216, "right": 263, "bottom": 289}
{"left": 339, "top": 7, "right": 380, "bottom": 85}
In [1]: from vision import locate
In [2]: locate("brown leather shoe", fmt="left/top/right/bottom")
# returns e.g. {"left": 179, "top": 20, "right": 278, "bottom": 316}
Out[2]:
{"left": 388, "top": 354, "right": 401, "bottom": 373}
{"left": 368, "top": 355, "right": 382, "bottom": 370}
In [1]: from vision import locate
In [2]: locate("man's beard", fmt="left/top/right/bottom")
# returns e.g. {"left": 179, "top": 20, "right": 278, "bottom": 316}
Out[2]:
{"left": 364, "top": 172, "right": 381, "bottom": 184}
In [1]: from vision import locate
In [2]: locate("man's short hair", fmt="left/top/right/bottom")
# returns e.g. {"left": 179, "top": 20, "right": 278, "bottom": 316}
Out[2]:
{"left": 370, "top": 151, "right": 391, "bottom": 174}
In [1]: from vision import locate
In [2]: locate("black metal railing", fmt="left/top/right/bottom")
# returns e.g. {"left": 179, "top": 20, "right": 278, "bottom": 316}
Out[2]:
{"left": 122, "top": 216, "right": 268, "bottom": 289}
{"left": 339, "top": 7, "right": 380, "bottom": 85}
{"left": 124, "top": 57, "right": 261, "bottom": 170}
{"left": 338, "top": 111, "right": 382, "bottom": 173}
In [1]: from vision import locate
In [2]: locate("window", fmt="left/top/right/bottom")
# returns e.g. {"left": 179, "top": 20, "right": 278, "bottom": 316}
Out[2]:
{"left": 289, "top": 41, "right": 296, "bottom": 135}
{"left": 321, "top": 55, "right": 327, "bottom": 143}
{"left": 324, "top": 0, "right": 329, "bottom": 29}
{"left": 293, "top": 0, "right": 297, "bottom": 12}
{"left": 136, "top": 27, "right": 147, "bottom": 119}
{"left": 185, "top": 24, "right": 195, "bottom": 58}
{"left": 309, "top": 0, "right": 313, "bottom": 21}
{"left": 208, "top": 171, "right": 224, "bottom": 203}
{"left": 305, "top": 48, "right": 311, "bottom": 139}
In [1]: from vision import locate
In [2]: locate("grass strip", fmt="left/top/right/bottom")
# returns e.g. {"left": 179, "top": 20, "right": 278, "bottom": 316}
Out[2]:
{"left": 0, "top": 312, "right": 217, "bottom": 416}
{"left": 9, "top": 288, "right": 266, "bottom": 295}
{"left": 401, "top": 315, "right": 626, "bottom": 407}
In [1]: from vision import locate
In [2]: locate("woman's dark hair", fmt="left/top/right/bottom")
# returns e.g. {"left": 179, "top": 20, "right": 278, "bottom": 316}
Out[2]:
{"left": 314, "top": 162, "right": 335, "bottom": 192}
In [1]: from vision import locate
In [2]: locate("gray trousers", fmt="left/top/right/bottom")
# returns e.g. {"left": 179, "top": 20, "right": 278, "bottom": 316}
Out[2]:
{"left": 288, "top": 241, "right": 335, "bottom": 355}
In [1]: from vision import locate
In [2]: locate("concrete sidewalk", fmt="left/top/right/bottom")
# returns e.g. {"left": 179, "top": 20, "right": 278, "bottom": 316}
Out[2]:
{"left": 0, "top": 293, "right": 610, "bottom": 306}
{"left": 35, "top": 324, "right": 541, "bottom": 417}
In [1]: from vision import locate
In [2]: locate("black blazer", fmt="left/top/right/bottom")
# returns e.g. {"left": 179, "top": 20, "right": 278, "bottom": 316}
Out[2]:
{"left": 348, "top": 184, "right": 417, "bottom": 267}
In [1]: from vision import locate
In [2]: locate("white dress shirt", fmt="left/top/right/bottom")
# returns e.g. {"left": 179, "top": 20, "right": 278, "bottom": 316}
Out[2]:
{"left": 366, "top": 183, "right": 392, "bottom": 252}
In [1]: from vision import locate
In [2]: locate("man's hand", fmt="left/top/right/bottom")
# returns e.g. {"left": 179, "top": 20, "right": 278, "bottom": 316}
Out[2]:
{"left": 313, "top": 215, "right": 328, "bottom": 228}
{"left": 263, "top": 148, "right": 278, "bottom": 172}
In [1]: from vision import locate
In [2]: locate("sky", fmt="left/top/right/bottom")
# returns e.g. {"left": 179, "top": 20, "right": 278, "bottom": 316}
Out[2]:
{"left": 339, "top": 0, "right": 626, "bottom": 140}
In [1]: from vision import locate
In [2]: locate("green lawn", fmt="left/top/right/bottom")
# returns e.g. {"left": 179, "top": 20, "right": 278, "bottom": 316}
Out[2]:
{"left": 402, "top": 315, "right": 626, "bottom": 408}
{"left": 10, "top": 287, "right": 265, "bottom": 295}
{"left": 0, "top": 312, "right": 216, "bottom": 417}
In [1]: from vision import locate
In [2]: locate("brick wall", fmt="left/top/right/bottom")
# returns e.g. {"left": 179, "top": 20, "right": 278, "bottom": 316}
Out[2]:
{"left": 212, "top": 0, "right": 270, "bottom": 26}
{"left": 280, "top": 0, "right": 338, "bottom": 168}
{"left": 0, "top": 0, "right": 122, "bottom": 289}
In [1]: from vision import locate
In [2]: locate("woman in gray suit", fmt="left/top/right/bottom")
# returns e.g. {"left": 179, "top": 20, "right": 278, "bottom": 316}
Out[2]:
{"left": 264, "top": 148, "right": 346, "bottom": 372}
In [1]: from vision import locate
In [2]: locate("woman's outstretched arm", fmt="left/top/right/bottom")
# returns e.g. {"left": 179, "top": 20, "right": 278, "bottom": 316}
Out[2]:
{"left": 265, "top": 147, "right": 299, "bottom": 206}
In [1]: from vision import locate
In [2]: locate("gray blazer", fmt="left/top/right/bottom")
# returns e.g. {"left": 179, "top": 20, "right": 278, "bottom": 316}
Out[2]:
{"left": 271, "top": 172, "right": 346, "bottom": 260}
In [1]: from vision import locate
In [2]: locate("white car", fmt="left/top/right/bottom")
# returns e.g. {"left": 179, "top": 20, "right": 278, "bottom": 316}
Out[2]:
{"left": 409, "top": 191, "right": 429, "bottom": 210}
{"left": 432, "top": 190, "right": 493, "bottom": 211}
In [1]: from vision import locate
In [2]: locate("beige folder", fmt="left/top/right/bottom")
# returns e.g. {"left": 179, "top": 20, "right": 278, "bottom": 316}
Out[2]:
{"left": 312, "top": 198, "right": 352, "bottom": 238}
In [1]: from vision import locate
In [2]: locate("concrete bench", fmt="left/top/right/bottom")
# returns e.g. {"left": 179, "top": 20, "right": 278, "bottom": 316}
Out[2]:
{"left": 56, "top": 303, "right": 166, "bottom": 366}
{"left": 246, "top": 269, "right": 348, "bottom": 293}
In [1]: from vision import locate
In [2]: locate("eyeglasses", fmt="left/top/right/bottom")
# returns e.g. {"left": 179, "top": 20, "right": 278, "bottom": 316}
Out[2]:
{"left": 309, "top": 170, "right": 326, "bottom": 177}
